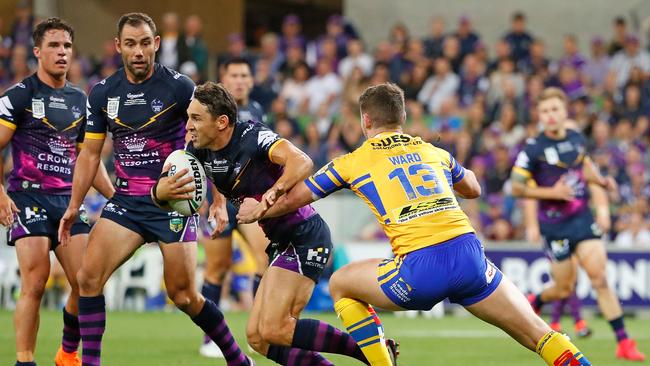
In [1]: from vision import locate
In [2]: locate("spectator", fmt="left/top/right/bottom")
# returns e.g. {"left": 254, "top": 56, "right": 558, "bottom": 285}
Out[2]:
{"left": 157, "top": 12, "right": 183, "bottom": 70}
{"left": 584, "top": 37, "right": 611, "bottom": 89}
{"left": 423, "top": 16, "right": 446, "bottom": 58}
{"left": 417, "top": 57, "right": 459, "bottom": 114}
{"left": 458, "top": 53, "right": 489, "bottom": 107}
{"left": 259, "top": 32, "right": 284, "bottom": 77}
{"left": 182, "top": 15, "right": 209, "bottom": 80}
{"left": 454, "top": 15, "right": 480, "bottom": 59}
{"left": 279, "top": 14, "right": 306, "bottom": 54}
{"left": 338, "top": 38, "right": 373, "bottom": 78}
{"left": 503, "top": 11, "right": 534, "bottom": 62}
{"left": 610, "top": 34, "right": 650, "bottom": 87}
{"left": 279, "top": 60, "right": 310, "bottom": 117}
{"left": 614, "top": 210, "right": 650, "bottom": 248}
{"left": 608, "top": 16, "right": 628, "bottom": 56}
{"left": 305, "top": 57, "right": 342, "bottom": 116}
{"left": 558, "top": 34, "right": 587, "bottom": 71}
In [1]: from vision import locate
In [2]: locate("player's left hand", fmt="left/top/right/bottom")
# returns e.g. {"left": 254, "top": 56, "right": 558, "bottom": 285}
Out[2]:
{"left": 208, "top": 200, "right": 229, "bottom": 238}
{"left": 261, "top": 183, "right": 285, "bottom": 208}
{"left": 236, "top": 197, "right": 267, "bottom": 224}
{"left": 58, "top": 206, "right": 79, "bottom": 246}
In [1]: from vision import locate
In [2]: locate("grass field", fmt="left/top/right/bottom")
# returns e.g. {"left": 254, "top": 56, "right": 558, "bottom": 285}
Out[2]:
{"left": 1, "top": 310, "right": 649, "bottom": 365}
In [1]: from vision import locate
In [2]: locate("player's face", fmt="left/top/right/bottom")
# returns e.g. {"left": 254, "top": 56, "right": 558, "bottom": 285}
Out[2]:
{"left": 34, "top": 29, "right": 73, "bottom": 79}
{"left": 221, "top": 63, "right": 253, "bottom": 104}
{"left": 116, "top": 23, "right": 160, "bottom": 82}
{"left": 538, "top": 97, "right": 567, "bottom": 133}
{"left": 186, "top": 99, "right": 221, "bottom": 149}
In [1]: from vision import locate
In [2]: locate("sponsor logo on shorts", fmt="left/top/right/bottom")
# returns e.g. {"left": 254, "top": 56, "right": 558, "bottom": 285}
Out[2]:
{"left": 388, "top": 277, "right": 413, "bottom": 303}
{"left": 393, "top": 197, "right": 456, "bottom": 223}
{"left": 25, "top": 206, "right": 47, "bottom": 224}
{"left": 169, "top": 217, "right": 183, "bottom": 233}
{"left": 485, "top": 260, "right": 496, "bottom": 284}
{"left": 306, "top": 247, "right": 330, "bottom": 267}
{"left": 103, "top": 202, "right": 126, "bottom": 215}
{"left": 550, "top": 239, "right": 570, "bottom": 257}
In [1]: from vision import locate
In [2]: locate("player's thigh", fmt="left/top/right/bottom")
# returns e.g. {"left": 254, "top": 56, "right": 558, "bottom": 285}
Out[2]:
{"left": 574, "top": 239, "right": 607, "bottom": 278}
{"left": 258, "top": 266, "right": 315, "bottom": 325}
{"left": 238, "top": 223, "right": 270, "bottom": 267}
{"left": 203, "top": 235, "right": 233, "bottom": 272}
{"left": 15, "top": 237, "right": 51, "bottom": 292}
{"left": 79, "top": 218, "right": 144, "bottom": 287}
{"left": 330, "top": 258, "right": 403, "bottom": 310}
{"left": 465, "top": 275, "right": 549, "bottom": 351}
{"left": 549, "top": 256, "right": 578, "bottom": 288}
{"left": 159, "top": 241, "right": 199, "bottom": 292}
{"left": 54, "top": 233, "right": 87, "bottom": 289}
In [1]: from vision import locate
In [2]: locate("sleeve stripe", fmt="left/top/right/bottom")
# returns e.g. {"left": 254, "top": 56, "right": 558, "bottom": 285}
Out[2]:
{"left": 351, "top": 173, "right": 372, "bottom": 187}
{"left": 0, "top": 118, "right": 16, "bottom": 130}
{"left": 325, "top": 170, "right": 344, "bottom": 187}
{"left": 85, "top": 132, "right": 106, "bottom": 140}
{"left": 512, "top": 166, "right": 532, "bottom": 178}
{"left": 305, "top": 178, "right": 327, "bottom": 198}
{"left": 267, "top": 138, "right": 286, "bottom": 164}
{"left": 328, "top": 166, "right": 345, "bottom": 185}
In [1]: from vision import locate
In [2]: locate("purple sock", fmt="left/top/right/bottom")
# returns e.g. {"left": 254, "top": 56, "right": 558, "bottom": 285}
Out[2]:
{"left": 267, "top": 345, "right": 334, "bottom": 366}
{"left": 568, "top": 292, "right": 582, "bottom": 322}
{"left": 62, "top": 308, "right": 81, "bottom": 353}
{"left": 550, "top": 298, "right": 567, "bottom": 324}
{"left": 191, "top": 299, "right": 250, "bottom": 366}
{"left": 609, "top": 315, "right": 628, "bottom": 342}
{"left": 291, "top": 318, "right": 368, "bottom": 364}
{"left": 78, "top": 295, "right": 106, "bottom": 366}
{"left": 200, "top": 281, "right": 222, "bottom": 344}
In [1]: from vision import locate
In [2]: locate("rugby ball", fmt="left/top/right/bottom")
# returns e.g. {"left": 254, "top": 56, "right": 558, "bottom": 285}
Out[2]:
{"left": 162, "top": 149, "right": 207, "bottom": 216}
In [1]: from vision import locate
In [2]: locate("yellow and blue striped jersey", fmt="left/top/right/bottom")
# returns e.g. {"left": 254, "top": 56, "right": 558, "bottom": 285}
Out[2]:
{"left": 305, "top": 131, "right": 474, "bottom": 256}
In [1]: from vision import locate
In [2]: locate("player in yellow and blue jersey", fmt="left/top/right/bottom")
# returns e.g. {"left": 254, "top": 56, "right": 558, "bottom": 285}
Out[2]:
{"left": 238, "top": 83, "right": 591, "bottom": 366}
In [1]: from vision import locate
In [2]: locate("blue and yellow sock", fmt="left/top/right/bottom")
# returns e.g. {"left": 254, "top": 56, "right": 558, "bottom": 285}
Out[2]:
{"left": 536, "top": 331, "right": 591, "bottom": 365}
{"left": 334, "top": 298, "right": 391, "bottom": 366}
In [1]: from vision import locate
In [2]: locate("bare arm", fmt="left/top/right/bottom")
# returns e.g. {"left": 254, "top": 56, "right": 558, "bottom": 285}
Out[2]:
{"left": 77, "top": 143, "right": 114, "bottom": 199}
{"left": 261, "top": 139, "right": 314, "bottom": 206}
{"left": 453, "top": 168, "right": 481, "bottom": 199}
{"left": 0, "top": 125, "right": 18, "bottom": 226}
{"left": 58, "top": 138, "right": 105, "bottom": 244}
{"left": 522, "top": 198, "right": 541, "bottom": 244}
{"left": 237, "top": 181, "right": 317, "bottom": 224}
{"left": 511, "top": 173, "right": 574, "bottom": 201}
{"left": 589, "top": 182, "right": 611, "bottom": 233}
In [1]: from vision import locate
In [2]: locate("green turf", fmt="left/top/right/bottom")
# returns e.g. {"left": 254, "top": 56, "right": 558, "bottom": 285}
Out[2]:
{"left": 1, "top": 310, "right": 649, "bottom": 365}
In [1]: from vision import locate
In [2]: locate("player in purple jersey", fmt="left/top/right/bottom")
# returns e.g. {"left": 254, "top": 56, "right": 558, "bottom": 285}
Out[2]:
{"left": 0, "top": 18, "right": 114, "bottom": 366}
{"left": 198, "top": 57, "right": 270, "bottom": 359}
{"left": 154, "top": 82, "right": 388, "bottom": 366}
{"left": 511, "top": 87, "right": 645, "bottom": 361}
{"left": 57, "top": 14, "right": 252, "bottom": 366}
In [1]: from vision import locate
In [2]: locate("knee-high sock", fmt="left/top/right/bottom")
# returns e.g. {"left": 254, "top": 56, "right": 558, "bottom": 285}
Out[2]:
{"left": 266, "top": 345, "right": 333, "bottom": 366}
{"left": 191, "top": 299, "right": 250, "bottom": 366}
{"left": 334, "top": 298, "right": 392, "bottom": 366}
{"left": 550, "top": 298, "right": 567, "bottom": 324}
{"left": 200, "top": 281, "right": 222, "bottom": 344}
{"left": 291, "top": 318, "right": 368, "bottom": 364}
{"left": 609, "top": 316, "right": 629, "bottom": 342}
{"left": 568, "top": 292, "right": 583, "bottom": 323}
{"left": 537, "top": 331, "right": 591, "bottom": 365}
{"left": 78, "top": 295, "right": 106, "bottom": 366}
{"left": 62, "top": 307, "right": 81, "bottom": 353}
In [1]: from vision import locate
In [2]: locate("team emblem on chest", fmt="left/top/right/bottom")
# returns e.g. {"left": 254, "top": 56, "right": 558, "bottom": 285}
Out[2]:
{"left": 31, "top": 98, "right": 45, "bottom": 119}
{"left": 107, "top": 96, "right": 120, "bottom": 119}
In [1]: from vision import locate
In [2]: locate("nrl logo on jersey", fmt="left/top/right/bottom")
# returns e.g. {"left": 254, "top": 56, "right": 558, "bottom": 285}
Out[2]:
{"left": 71, "top": 105, "right": 82, "bottom": 119}
{"left": 107, "top": 96, "right": 120, "bottom": 119}
{"left": 151, "top": 99, "right": 163, "bottom": 113}
{"left": 31, "top": 98, "right": 45, "bottom": 119}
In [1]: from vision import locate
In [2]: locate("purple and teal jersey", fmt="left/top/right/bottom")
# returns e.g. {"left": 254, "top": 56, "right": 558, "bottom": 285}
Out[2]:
{"left": 85, "top": 64, "right": 195, "bottom": 195}
{"left": 186, "top": 120, "right": 316, "bottom": 240}
{"left": 513, "top": 129, "right": 590, "bottom": 224}
{"left": 0, "top": 74, "right": 86, "bottom": 194}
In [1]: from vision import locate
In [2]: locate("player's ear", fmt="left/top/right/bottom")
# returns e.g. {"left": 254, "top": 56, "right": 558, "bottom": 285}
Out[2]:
{"left": 216, "top": 114, "right": 229, "bottom": 130}
{"left": 114, "top": 37, "right": 121, "bottom": 54}
{"left": 33, "top": 46, "right": 40, "bottom": 59}
{"left": 153, "top": 35, "right": 161, "bottom": 52}
{"left": 361, "top": 113, "right": 372, "bottom": 130}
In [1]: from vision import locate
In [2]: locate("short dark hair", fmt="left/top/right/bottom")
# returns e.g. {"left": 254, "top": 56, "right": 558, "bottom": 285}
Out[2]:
{"left": 512, "top": 11, "right": 525, "bottom": 21}
{"left": 117, "top": 13, "right": 157, "bottom": 39}
{"left": 359, "top": 83, "right": 405, "bottom": 128}
{"left": 193, "top": 81, "right": 238, "bottom": 125}
{"left": 222, "top": 57, "right": 252, "bottom": 73}
{"left": 33, "top": 17, "right": 74, "bottom": 47}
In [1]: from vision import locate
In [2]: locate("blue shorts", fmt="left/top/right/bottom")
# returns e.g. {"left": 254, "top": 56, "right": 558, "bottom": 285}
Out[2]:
{"left": 266, "top": 214, "right": 332, "bottom": 283}
{"left": 7, "top": 191, "right": 90, "bottom": 249}
{"left": 378, "top": 233, "right": 502, "bottom": 310}
{"left": 541, "top": 212, "right": 601, "bottom": 262}
{"left": 101, "top": 194, "right": 198, "bottom": 244}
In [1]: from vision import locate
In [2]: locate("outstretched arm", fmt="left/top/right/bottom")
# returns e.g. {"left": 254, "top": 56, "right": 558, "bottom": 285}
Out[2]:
{"left": 237, "top": 181, "right": 317, "bottom": 224}
{"left": 453, "top": 168, "right": 481, "bottom": 199}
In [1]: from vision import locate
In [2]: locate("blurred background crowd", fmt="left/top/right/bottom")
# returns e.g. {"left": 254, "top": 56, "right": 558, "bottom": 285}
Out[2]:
{"left": 0, "top": 1, "right": 648, "bottom": 248}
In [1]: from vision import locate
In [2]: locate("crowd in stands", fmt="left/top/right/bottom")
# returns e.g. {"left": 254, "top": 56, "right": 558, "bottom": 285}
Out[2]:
{"left": 0, "top": 3, "right": 648, "bottom": 246}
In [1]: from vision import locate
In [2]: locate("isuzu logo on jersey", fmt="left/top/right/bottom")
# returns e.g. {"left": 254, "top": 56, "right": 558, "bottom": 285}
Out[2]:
{"left": 31, "top": 98, "right": 45, "bottom": 119}
{"left": 107, "top": 96, "right": 120, "bottom": 119}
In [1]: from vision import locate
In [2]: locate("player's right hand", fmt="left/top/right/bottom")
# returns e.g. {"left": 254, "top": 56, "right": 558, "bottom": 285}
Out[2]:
{"left": 236, "top": 197, "right": 268, "bottom": 224}
{"left": 58, "top": 206, "right": 79, "bottom": 246}
{"left": 208, "top": 200, "right": 229, "bottom": 238}
{"left": 0, "top": 192, "right": 19, "bottom": 227}
{"left": 154, "top": 163, "right": 194, "bottom": 202}
{"left": 552, "top": 176, "right": 575, "bottom": 201}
